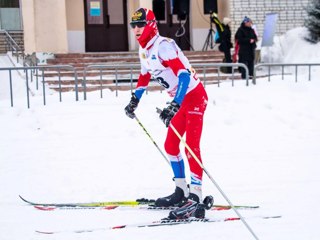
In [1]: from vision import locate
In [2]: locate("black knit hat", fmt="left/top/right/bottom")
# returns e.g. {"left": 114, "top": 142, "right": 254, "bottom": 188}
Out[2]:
{"left": 131, "top": 8, "right": 147, "bottom": 23}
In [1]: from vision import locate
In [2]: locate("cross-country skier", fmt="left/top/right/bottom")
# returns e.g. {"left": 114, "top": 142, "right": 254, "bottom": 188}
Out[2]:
{"left": 124, "top": 8, "right": 212, "bottom": 219}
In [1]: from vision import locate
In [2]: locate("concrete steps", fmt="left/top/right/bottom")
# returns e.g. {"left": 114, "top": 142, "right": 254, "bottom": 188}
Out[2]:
{"left": 0, "top": 31, "right": 24, "bottom": 54}
{"left": 40, "top": 51, "right": 241, "bottom": 92}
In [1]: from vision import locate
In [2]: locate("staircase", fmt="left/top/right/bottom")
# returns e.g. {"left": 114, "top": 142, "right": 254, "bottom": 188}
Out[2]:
{"left": 41, "top": 51, "right": 241, "bottom": 92}
{"left": 0, "top": 30, "right": 24, "bottom": 54}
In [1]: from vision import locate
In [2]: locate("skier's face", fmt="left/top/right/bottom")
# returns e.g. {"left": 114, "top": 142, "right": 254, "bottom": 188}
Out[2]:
{"left": 132, "top": 25, "right": 145, "bottom": 40}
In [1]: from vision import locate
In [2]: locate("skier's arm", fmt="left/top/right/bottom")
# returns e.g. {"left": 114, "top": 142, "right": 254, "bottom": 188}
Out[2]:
{"left": 124, "top": 66, "right": 151, "bottom": 119}
{"left": 159, "top": 42, "right": 190, "bottom": 105}
{"left": 163, "top": 58, "right": 190, "bottom": 105}
{"left": 158, "top": 41, "right": 190, "bottom": 127}
{"left": 134, "top": 71, "right": 151, "bottom": 99}
{"left": 158, "top": 60, "right": 190, "bottom": 127}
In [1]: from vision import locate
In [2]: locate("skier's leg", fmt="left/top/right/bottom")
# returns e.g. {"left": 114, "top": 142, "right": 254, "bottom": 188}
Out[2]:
{"left": 166, "top": 85, "right": 210, "bottom": 219}
{"left": 185, "top": 104, "right": 206, "bottom": 202}
{"left": 155, "top": 110, "right": 188, "bottom": 207}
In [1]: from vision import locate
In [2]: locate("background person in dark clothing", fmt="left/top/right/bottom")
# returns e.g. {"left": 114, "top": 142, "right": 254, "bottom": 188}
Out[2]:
{"left": 211, "top": 13, "right": 233, "bottom": 73}
{"left": 235, "top": 16, "right": 257, "bottom": 79}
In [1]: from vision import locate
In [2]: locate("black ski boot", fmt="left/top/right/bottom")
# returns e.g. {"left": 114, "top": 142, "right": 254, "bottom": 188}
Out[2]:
{"left": 155, "top": 178, "right": 188, "bottom": 207}
{"left": 155, "top": 187, "right": 187, "bottom": 207}
{"left": 167, "top": 194, "right": 214, "bottom": 219}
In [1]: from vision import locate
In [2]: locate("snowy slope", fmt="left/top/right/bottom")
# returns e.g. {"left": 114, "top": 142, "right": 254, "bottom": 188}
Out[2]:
{"left": 0, "top": 28, "right": 320, "bottom": 240}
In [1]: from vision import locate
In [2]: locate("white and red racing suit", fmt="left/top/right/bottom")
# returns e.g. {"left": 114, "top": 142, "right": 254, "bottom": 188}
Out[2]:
{"left": 134, "top": 35, "right": 208, "bottom": 185}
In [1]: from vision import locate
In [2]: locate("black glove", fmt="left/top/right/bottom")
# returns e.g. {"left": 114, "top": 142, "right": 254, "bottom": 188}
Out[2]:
{"left": 125, "top": 93, "right": 139, "bottom": 119}
{"left": 159, "top": 101, "right": 180, "bottom": 127}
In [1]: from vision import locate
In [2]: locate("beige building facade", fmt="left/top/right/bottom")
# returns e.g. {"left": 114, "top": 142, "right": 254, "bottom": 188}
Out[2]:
{"left": 19, "top": 0, "right": 310, "bottom": 54}
{"left": 20, "top": 0, "right": 231, "bottom": 54}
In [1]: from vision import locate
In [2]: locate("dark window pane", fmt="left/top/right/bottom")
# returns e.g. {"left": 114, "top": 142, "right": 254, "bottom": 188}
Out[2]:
{"left": 0, "top": 0, "right": 20, "bottom": 8}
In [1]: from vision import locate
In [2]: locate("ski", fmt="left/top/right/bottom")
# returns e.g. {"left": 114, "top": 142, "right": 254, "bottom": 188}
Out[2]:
{"left": 32, "top": 204, "right": 256, "bottom": 211}
{"left": 35, "top": 215, "right": 281, "bottom": 234}
{"left": 19, "top": 195, "right": 153, "bottom": 207}
{"left": 19, "top": 195, "right": 259, "bottom": 211}
{"left": 33, "top": 205, "right": 178, "bottom": 211}
{"left": 111, "top": 215, "right": 281, "bottom": 229}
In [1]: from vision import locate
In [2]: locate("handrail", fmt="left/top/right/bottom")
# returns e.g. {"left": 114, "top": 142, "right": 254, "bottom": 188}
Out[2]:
{"left": 253, "top": 63, "right": 320, "bottom": 84}
{"left": 1, "top": 30, "right": 25, "bottom": 63}
{"left": 83, "top": 62, "right": 249, "bottom": 100}
{"left": 0, "top": 65, "right": 78, "bottom": 108}
{"left": 192, "top": 62, "right": 249, "bottom": 86}
{"left": 2, "top": 61, "right": 319, "bottom": 109}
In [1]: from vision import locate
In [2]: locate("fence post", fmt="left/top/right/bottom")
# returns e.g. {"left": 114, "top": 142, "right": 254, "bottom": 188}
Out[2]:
{"left": 99, "top": 68, "right": 103, "bottom": 98}
{"left": 83, "top": 67, "right": 87, "bottom": 101}
{"left": 74, "top": 68, "right": 79, "bottom": 101}
{"left": 9, "top": 70, "right": 14, "bottom": 107}
{"left": 115, "top": 67, "right": 118, "bottom": 97}
{"left": 42, "top": 69, "right": 46, "bottom": 106}
{"left": 25, "top": 69, "right": 30, "bottom": 109}
{"left": 58, "top": 69, "right": 62, "bottom": 102}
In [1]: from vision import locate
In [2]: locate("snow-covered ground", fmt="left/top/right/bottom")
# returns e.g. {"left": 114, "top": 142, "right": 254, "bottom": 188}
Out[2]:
{"left": 0, "top": 27, "right": 320, "bottom": 240}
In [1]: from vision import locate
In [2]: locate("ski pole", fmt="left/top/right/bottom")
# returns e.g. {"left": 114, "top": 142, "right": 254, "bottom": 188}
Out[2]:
{"left": 134, "top": 115, "right": 170, "bottom": 166}
{"left": 155, "top": 107, "right": 259, "bottom": 239}
{"left": 168, "top": 121, "right": 259, "bottom": 240}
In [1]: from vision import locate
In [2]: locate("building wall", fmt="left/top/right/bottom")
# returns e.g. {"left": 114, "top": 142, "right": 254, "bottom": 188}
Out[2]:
{"left": 127, "top": 0, "right": 230, "bottom": 51}
{"left": 229, "top": 0, "right": 311, "bottom": 41}
{"left": 66, "top": 0, "right": 85, "bottom": 52}
{"left": 21, "top": 0, "right": 68, "bottom": 54}
{"left": 20, "top": 0, "right": 312, "bottom": 53}
{"left": 190, "top": 0, "right": 229, "bottom": 50}
{"left": 20, "top": 0, "right": 36, "bottom": 53}
{"left": 20, "top": 0, "right": 229, "bottom": 53}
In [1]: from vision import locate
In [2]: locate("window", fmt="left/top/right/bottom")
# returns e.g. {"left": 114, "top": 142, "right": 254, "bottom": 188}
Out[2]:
{"left": 0, "top": 0, "right": 20, "bottom": 8}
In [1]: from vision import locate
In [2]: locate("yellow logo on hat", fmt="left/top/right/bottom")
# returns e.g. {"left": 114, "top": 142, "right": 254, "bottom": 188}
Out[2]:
{"left": 132, "top": 11, "right": 143, "bottom": 21}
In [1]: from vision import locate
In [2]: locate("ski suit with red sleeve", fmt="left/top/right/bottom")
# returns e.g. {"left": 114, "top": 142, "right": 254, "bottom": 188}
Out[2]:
{"left": 134, "top": 34, "right": 208, "bottom": 188}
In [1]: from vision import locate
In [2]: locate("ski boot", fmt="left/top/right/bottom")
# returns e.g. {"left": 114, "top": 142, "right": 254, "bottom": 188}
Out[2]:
{"left": 167, "top": 194, "right": 214, "bottom": 219}
{"left": 155, "top": 187, "right": 187, "bottom": 207}
{"left": 155, "top": 178, "right": 188, "bottom": 207}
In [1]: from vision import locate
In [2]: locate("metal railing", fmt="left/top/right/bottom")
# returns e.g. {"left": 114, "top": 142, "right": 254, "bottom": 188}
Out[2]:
{"left": 0, "top": 65, "right": 78, "bottom": 108}
{"left": 192, "top": 63, "right": 249, "bottom": 86}
{"left": 82, "top": 62, "right": 249, "bottom": 99}
{"left": 2, "top": 61, "right": 320, "bottom": 109}
{"left": 253, "top": 63, "right": 320, "bottom": 84}
{"left": 1, "top": 30, "right": 24, "bottom": 63}
{"left": 83, "top": 63, "right": 141, "bottom": 100}
{"left": 1, "top": 62, "right": 249, "bottom": 108}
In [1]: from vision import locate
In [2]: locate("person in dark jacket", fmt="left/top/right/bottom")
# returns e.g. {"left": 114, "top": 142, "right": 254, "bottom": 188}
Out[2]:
{"left": 235, "top": 16, "right": 257, "bottom": 79}
{"left": 211, "top": 13, "right": 233, "bottom": 73}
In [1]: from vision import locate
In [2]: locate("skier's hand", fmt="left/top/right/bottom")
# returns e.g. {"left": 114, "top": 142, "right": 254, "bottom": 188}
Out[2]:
{"left": 125, "top": 93, "right": 139, "bottom": 119}
{"left": 159, "top": 101, "right": 180, "bottom": 127}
